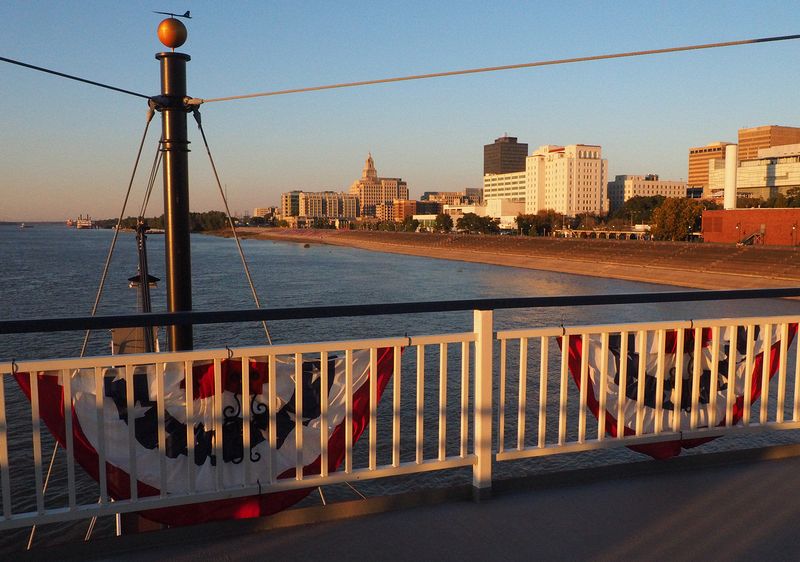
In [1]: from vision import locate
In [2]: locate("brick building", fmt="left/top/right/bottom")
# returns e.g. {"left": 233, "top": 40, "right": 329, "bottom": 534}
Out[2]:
{"left": 702, "top": 208, "right": 800, "bottom": 246}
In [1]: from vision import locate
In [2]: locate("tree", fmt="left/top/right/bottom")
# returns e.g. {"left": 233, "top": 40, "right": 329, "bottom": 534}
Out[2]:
{"left": 515, "top": 214, "right": 535, "bottom": 235}
{"left": 456, "top": 213, "right": 500, "bottom": 234}
{"left": 516, "top": 210, "right": 564, "bottom": 236}
{"left": 613, "top": 196, "right": 666, "bottom": 224}
{"left": 434, "top": 213, "right": 453, "bottom": 233}
{"left": 784, "top": 187, "right": 800, "bottom": 207}
{"left": 401, "top": 216, "right": 420, "bottom": 232}
{"left": 650, "top": 198, "right": 707, "bottom": 241}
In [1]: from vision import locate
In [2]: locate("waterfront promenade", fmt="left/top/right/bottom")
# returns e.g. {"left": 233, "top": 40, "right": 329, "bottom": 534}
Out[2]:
{"left": 227, "top": 229, "right": 800, "bottom": 290}
{"left": 49, "top": 444, "right": 800, "bottom": 561}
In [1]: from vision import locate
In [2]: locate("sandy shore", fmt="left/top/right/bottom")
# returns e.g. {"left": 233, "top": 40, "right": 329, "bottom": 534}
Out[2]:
{"left": 219, "top": 228, "right": 800, "bottom": 290}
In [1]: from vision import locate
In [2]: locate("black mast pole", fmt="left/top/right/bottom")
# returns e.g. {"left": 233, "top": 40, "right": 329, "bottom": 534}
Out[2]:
{"left": 154, "top": 28, "right": 193, "bottom": 351}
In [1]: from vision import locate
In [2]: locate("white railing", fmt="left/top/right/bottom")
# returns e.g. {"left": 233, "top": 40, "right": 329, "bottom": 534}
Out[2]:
{"left": 496, "top": 315, "right": 800, "bottom": 462}
{"left": 0, "top": 330, "right": 478, "bottom": 530}
{"left": 0, "top": 312, "right": 798, "bottom": 532}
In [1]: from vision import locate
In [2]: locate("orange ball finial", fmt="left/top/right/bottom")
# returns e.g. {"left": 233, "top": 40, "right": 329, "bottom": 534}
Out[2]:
{"left": 157, "top": 18, "right": 187, "bottom": 50}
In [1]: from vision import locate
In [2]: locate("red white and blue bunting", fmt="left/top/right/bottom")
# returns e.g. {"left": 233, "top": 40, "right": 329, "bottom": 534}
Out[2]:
{"left": 15, "top": 347, "right": 396, "bottom": 525}
{"left": 564, "top": 324, "right": 796, "bottom": 459}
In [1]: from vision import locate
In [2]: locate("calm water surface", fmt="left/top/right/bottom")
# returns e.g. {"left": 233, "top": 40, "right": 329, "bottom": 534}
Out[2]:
{"left": 2, "top": 224, "right": 799, "bottom": 551}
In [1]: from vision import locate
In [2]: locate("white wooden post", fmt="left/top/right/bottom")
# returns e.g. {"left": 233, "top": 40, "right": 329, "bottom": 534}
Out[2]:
{"left": 473, "top": 309, "right": 493, "bottom": 500}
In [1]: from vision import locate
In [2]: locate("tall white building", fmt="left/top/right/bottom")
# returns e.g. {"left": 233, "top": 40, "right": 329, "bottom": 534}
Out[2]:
{"left": 482, "top": 171, "right": 527, "bottom": 203}
{"left": 607, "top": 175, "right": 687, "bottom": 212}
{"left": 525, "top": 144, "right": 608, "bottom": 216}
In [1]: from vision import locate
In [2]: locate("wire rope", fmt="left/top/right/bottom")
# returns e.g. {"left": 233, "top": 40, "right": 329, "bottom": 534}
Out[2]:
{"left": 0, "top": 55, "right": 150, "bottom": 99}
{"left": 26, "top": 107, "right": 156, "bottom": 551}
{"left": 191, "top": 110, "right": 273, "bottom": 345}
{"left": 79, "top": 107, "right": 156, "bottom": 356}
{"left": 139, "top": 143, "right": 164, "bottom": 219}
{"left": 190, "top": 34, "right": 800, "bottom": 105}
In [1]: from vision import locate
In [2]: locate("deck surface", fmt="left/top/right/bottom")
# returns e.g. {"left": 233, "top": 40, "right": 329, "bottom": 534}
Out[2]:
{"left": 60, "top": 449, "right": 800, "bottom": 562}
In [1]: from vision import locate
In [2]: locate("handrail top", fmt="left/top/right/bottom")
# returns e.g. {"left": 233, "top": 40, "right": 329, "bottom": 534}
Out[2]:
{"left": 2, "top": 287, "right": 799, "bottom": 335}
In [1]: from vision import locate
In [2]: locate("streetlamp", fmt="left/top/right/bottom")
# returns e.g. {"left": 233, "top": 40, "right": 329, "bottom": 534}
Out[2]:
{"left": 735, "top": 222, "right": 741, "bottom": 244}
{"left": 792, "top": 223, "right": 797, "bottom": 247}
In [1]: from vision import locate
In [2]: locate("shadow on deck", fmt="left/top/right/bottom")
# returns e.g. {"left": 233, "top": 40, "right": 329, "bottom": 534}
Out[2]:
{"left": 45, "top": 443, "right": 800, "bottom": 561}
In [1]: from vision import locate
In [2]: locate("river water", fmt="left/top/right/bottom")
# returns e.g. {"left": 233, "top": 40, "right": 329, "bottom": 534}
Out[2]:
{"left": 2, "top": 223, "right": 800, "bottom": 550}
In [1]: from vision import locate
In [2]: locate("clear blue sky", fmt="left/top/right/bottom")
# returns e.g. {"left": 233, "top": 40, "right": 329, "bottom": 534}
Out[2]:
{"left": 2, "top": 1, "right": 799, "bottom": 221}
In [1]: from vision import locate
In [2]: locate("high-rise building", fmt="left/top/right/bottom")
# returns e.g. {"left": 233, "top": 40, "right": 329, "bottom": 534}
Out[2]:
{"left": 298, "top": 192, "right": 326, "bottom": 218}
{"left": 607, "top": 175, "right": 688, "bottom": 212}
{"left": 283, "top": 191, "right": 360, "bottom": 219}
{"left": 484, "top": 135, "right": 528, "bottom": 175}
{"left": 525, "top": 145, "right": 608, "bottom": 217}
{"left": 375, "top": 202, "right": 393, "bottom": 222}
{"left": 280, "top": 191, "right": 301, "bottom": 217}
{"left": 687, "top": 142, "right": 732, "bottom": 196}
{"left": 707, "top": 143, "right": 800, "bottom": 200}
{"left": 392, "top": 200, "right": 416, "bottom": 222}
{"left": 483, "top": 171, "right": 527, "bottom": 203}
{"left": 349, "top": 153, "right": 408, "bottom": 217}
{"left": 738, "top": 125, "right": 800, "bottom": 161}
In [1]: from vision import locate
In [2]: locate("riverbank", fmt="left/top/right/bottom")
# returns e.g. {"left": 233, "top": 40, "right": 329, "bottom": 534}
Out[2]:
{"left": 221, "top": 228, "right": 800, "bottom": 290}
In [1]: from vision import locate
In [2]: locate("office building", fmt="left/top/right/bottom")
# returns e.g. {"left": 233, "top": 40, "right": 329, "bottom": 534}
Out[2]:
{"left": 707, "top": 143, "right": 800, "bottom": 200}
{"left": 525, "top": 144, "right": 608, "bottom": 216}
{"left": 738, "top": 125, "right": 800, "bottom": 161}
{"left": 420, "top": 190, "right": 481, "bottom": 205}
{"left": 349, "top": 153, "right": 408, "bottom": 217}
{"left": 688, "top": 142, "right": 732, "bottom": 196}
{"left": 484, "top": 135, "right": 528, "bottom": 175}
{"left": 607, "top": 175, "right": 687, "bottom": 212}
{"left": 281, "top": 191, "right": 301, "bottom": 218}
{"left": 483, "top": 171, "right": 527, "bottom": 203}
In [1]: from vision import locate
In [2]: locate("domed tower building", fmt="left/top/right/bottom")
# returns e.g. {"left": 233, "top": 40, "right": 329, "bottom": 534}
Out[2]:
{"left": 349, "top": 153, "right": 408, "bottom": 217}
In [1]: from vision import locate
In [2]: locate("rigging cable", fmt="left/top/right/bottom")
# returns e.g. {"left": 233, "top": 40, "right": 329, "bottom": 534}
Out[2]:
{"left": 85, "top": 123, "right": 166, "bottom": 544}
{"left": 26, "top": 106, "right": 156, "bottom": 551}
{"left": 79, "top": 105, "right": 157, "bottom": 357}
{"left": 188, "top": 33, "right": 800, "bottom": 105}
{"left": 192, "top": 109, "right": 273, "bottom": 345}
{"left": 0, "top": 55, "right": 150, "bottom": 99}
{"left": 139, "top": 140, "right": 164, "bottom": 218}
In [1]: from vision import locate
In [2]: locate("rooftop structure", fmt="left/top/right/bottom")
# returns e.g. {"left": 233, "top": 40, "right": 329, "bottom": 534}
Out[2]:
{"left": 484, "top": 135, "right": 528, "bottom": 175}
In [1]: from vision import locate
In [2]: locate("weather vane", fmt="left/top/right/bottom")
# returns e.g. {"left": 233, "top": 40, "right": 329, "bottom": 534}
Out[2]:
{"left": 154, "top": 10, "right": 191, "bottom": 51}
{"left": 153, "top": 10, "right": 191, "bottom": 19}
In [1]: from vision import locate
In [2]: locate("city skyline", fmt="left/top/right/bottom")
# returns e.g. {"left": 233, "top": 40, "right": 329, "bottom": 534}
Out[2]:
{"left": 2, "top": 2, "right": 800, "bottom": 220}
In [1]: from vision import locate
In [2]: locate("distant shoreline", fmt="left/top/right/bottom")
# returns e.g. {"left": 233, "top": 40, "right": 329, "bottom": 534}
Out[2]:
{"left": 212, "top": 228, "right": 800, "bottom": 290}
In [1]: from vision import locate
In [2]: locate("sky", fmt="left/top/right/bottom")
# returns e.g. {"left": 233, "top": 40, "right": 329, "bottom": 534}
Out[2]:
{"left": 2, "top": 1, "right": 800, "bottom": 221}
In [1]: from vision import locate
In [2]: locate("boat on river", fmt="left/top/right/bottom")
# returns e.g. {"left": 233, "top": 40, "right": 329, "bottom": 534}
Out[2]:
{"left": 75, "top": 215, "right": 95, "bottom": 229}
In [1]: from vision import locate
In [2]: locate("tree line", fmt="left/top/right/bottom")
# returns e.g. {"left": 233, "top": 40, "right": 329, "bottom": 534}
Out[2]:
{"left": 95, "top": 211, "right": 230, "bottom": 232}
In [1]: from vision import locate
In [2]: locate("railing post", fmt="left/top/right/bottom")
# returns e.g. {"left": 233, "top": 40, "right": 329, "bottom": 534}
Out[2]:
{"left": 473, "top": 309, "right": 493, "bottom": 501}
